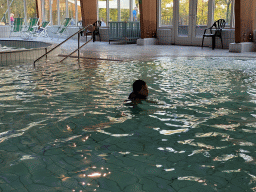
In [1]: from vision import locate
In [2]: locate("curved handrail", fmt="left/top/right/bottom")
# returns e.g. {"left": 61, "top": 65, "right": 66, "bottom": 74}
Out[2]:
{"left": 33, "top": 24, "right": 93, "bottom": 67}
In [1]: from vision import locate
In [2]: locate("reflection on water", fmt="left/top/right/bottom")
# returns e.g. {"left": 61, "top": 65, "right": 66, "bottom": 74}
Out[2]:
{"left": 0, "top": 57, "right": 256, "bottom": 191}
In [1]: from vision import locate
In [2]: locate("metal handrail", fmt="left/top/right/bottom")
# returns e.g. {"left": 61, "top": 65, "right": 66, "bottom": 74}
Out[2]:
{"left": 33, "top": 24, "right": 93, "bottom": 67}
{"left": 59, "top": 38, "right": 93, "bottom": 63}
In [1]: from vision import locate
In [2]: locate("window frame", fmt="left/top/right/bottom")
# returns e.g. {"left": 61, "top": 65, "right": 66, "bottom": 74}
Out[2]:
{"left": 159, "top": 0, "right": 235, "bottom": 28}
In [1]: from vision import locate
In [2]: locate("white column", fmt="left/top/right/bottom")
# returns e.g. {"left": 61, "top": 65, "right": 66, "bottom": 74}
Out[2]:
{"left": 66, "top": 0, "right": 69, "bottom": 18}
{"left": 24, "top": 0, "right": 27, "bottom": 24}
{"left": 50, "top": 0, "right": 52, "bottom": 24}
{"left": 57, "top": 0, "right": 60, "bottom": 25}
{"left": 75, "top": 0, "right": 78, "bottom": 25}
{"left": 118, "top": 0, "right": 120, "bottom": 21}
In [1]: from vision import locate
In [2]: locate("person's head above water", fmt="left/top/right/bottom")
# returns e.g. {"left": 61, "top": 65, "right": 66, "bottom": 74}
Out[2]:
{"left": 128, "top": 80, "right": 149, "bottom": 101}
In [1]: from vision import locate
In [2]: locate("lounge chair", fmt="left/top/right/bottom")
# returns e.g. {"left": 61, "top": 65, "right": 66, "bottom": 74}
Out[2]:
{"left": 202, "top": 19, "right": 226, "bottom": 50}
{"left": 9, "top": 18, "right": 24, "bottom": 37}
{"left": 53, "top": 18, "right": 72, "bottom": 39}
{"left": 37, "top": 21, "right": 50, "bottom": 37}
{"left": 21, "top": 18, "right": 39, "bottom": 39}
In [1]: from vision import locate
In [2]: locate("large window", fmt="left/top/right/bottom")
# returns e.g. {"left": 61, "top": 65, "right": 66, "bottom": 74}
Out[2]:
{"left": 134, "top": 0, "right": 140, "bottom": 21}
{"left": 68, "top": 0, "right": 75, "bottom": 25}
{"left": 10, "top": 0, "right": 24, "bottom": 19}
{"left": 77, "top": 0, "right": 82, "bottom": 22}
{"left": 97, "top": 0, "right": 139, "bottom": 25}
{"left": 45, "top": 0, "right": 51, "bottom": 22}
{"left": 52, "top": 0, "right": 58, "bottom": 25}
{"left": 59, "top": 0, "right": 66, "bottom": 22}
{"left": 214, "top": 0, "right": 232, "bottom": 27}
{"left": 196, "top": 0, "right": 208, "bottom": 36}
{"left": 160, "top": 0, "right": 235, "bottom": 28}
{"left": 121, "top": 0, "right": 129, "bottom": 21}
{"left": 161, "top": 0, "right": 173, "bottom": 26}
{"left": 110, "top": 0, "right": 118, "bottom": 22}
{"left": 27, "top": 0, "right": 37, "bottom": 19}
{"left": 0, "top": 0, "right": 8, "bottom": 24}
{"left": 98, "top": 0, "right": 107, "bottom": 26}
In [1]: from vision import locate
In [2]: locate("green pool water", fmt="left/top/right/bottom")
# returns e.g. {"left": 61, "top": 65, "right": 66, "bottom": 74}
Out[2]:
{"left": 1, "top": 57, "right": 256, "bottom": 192}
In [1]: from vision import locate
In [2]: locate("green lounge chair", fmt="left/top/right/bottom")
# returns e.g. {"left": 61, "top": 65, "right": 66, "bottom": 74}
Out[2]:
{"left": 53, "top": 18, "right": 72, "bottom": 39}
{"left": 21, "top": 18, "right": 39, "bottom": 39}
{"left": 9, "top": 18, "right": 24, "bottom": 37}
{"left": 36, "top": 21, "right": 50, "bottom": 37}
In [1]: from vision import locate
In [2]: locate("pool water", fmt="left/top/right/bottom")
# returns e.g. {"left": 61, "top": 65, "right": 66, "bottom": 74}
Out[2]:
{"left": 1, "top": 57, "right": 256, "bottom": 191}
{"left": 0, "top": 45, "right": 26, "bottom": 52}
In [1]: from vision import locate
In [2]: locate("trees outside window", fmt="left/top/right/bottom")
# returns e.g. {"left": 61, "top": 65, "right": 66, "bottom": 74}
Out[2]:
{"left": 214, "top": 0, "right": 232, "bottom": 26}
{"left": 160, "top": 0, "right": 234, "bottom": 28}
{"left": 121, "top": 0, "right": 129, "bottom": 21}
{"left": 109, "top": 0, "right": 118, "bottom": 22}
{"left": 27, "top": 0, "right": 37, "bottom": 19}
{"left": 45, "top": 0, "right": 50, "bottom": 21}
{"left": 68, "top": 1, "right": 75, "bottom": 24}
{"left": 98, "top": 0, "right": 107, "bottom": 25}
{"left": 197, "top": 0, "right": 208, "bottom": 26}
{"left": 59, "top": 0, "right": 66, "bottom": 22}
{"left": 161, "top": 0, "right": 173, "bottom": 26}
{"left": 0, "top": 0, "right": 9, "bottom": 24}
{"left": 10, "top": 0, "right": 24, "bottom": 19}
{"left": 52, "top": 0, "right": 58, "bottom": 25}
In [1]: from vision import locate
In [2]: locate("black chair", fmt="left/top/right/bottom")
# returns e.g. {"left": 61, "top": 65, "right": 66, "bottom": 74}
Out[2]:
{"left": 202, "top": 19, "right": 226, "bottom": 50}
{"left": 86, "top": 20, "right": 101, "bottom": 42}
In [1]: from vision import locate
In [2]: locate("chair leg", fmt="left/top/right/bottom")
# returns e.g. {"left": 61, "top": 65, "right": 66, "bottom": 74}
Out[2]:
{"left": 93, "top": 31, "right": 95, "bottom": 42}
{"left": 202, "top": 36, "right": 205, "bottom": 48}
{"left": 99, "top": 33, "right": 101, "bottom": 42}
{"left": 221, "top": 36, "right": 223, "bottom": 49}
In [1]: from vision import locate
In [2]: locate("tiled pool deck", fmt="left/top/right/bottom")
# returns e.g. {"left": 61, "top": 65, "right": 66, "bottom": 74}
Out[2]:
{"left": 5, "top": 37, "right": 255, "bottom": 62}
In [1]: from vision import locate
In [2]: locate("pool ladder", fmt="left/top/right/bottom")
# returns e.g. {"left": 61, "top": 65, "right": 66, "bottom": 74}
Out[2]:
{"left": 33, "top": 24, "right": 93, "bottom": 67}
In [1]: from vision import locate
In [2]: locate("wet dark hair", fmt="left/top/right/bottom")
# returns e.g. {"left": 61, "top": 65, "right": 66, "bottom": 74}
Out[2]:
{"left": 133, "top": 80, "right": 146, "bottom": 93}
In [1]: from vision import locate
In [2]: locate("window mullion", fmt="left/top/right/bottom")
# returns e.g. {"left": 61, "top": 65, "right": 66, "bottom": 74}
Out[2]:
{"left": 50, "top": 0, "right": 53, "bottom": 24}
{"left": 107, "top": 0, "right": 109, "bottom": 24}
{"left": 57, "top": 0, "right": 60, "bottom": 25}
{"left": 66, "top": 0, "right": 68, "bottom": 18}
{"left": 75, "top": 0, "right": 78, "bottom": 25}
{"left": 230, "top": 0, "right": 234, "bottom": 28}
{"left": 208, "top": 0, "right": 213, "bottom": 27}
{"left": 118, "top": 0, "right": 121, "bottom": 21}
{"left": 24, "top": 0, "right": 27, "bottom": 24}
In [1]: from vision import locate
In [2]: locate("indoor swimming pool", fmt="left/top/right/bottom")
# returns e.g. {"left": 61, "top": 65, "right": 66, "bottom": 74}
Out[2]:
{"left": 1, "top": 57, "right": 256, "bottom": 191}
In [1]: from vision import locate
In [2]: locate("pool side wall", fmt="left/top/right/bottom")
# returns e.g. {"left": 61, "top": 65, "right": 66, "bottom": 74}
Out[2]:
{"left": 0, "top": 40, "right": 60, "bottom": 65}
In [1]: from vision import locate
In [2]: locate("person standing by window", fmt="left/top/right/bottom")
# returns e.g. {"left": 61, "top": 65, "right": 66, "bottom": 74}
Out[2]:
{"left": 133, "top": 7, "right": 138, "bottom": 21}
{"left": 10, "top": 13, "right": 14, "bottom": 25}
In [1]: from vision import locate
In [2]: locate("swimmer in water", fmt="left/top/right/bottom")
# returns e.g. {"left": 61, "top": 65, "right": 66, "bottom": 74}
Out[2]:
{"left": 126, "top": 80, "right": 158, "bottom": 105}
{"left": 124, "top": 79, "right": 150, "bottom": 105}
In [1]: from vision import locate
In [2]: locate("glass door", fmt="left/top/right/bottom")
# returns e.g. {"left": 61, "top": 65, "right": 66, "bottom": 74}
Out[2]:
{"left": 174, "top": 0, "right": 208, "bottom": 46}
